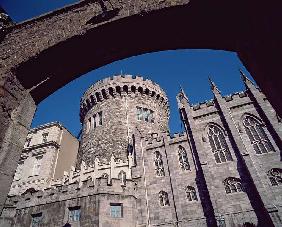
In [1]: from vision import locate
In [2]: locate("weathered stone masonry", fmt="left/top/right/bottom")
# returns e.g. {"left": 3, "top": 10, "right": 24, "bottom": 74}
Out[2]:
{"left": 1, "top": 0, "right": 282, "bottom": 216}
{"left": 0, "top": 74, "right": 281, "bottom": 226}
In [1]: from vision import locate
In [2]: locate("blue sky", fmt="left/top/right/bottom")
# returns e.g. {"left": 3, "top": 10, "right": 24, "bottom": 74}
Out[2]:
{"left": 1, "top": 1, "right": 254, "bottom": 137}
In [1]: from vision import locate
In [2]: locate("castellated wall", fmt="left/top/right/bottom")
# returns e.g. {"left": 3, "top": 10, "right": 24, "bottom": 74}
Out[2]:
{"left": 1, "top": 75, "right": 282, "bottom": 227}
{"left": 78, "top": 75, "right": 169, "bottom": 166}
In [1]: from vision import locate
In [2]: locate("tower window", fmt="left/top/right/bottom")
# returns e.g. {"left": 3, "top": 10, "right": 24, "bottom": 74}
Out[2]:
{"left": 243, "top": 115, "right": 275, "bottom": 154}
{"left": 68, "top": 206, "right": 81, "bottom": 222}
{"left": 42, "top": 133, "right": 48, "bottom": 143}
{"left": 136, "top": 107, "right": 154, "bottom": 123}
{"left": 207, "top": 124, "right": 233, "bottom": 163}
{"left": 223, "top": 177, "right": 243, "bottom": 194}
{"left": 31, "top": 212, "right": 42, "bottom": 227}
{"left": 93, "top": 114, "right": 97, "bottom": 128}
{"left": 110, "top": 203, "right": 123, "bottom": 218}
{"left": 267, "top": 168, "right": 282, "bottom": 186}
{"left": 137, "top": 107, "right": 142, "bottom": 121}
{"left": 86, "top": 111, "right": 103, "bottom": 133}
{"left": 98, "top": 111, "right": 103, "bottom": 126}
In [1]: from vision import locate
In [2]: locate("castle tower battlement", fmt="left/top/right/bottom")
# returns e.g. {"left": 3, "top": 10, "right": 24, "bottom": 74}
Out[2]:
{"left": 78, "top": 75, "right": 170, "bottom": 166}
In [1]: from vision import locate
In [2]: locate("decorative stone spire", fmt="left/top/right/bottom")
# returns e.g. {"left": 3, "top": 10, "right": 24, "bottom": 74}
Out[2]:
{"left": 240, "top": 69, "right": 254, "bottom": 87}
{"left": 176, "top": 86, "right": 189, "bottom": 108}
{"left": 208, "top": 76, "right": 221, "bottom": 95}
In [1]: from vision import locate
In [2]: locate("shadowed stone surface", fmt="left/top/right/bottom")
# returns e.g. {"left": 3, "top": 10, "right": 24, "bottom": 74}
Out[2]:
{"left": 0, "top": 0, "right": 282, "bottom": 219}
{"left": 0, "top": 0, "right": 281, "bottom": 116}
{"left": 0, "top": 75, "right": 281, "bottom": 226}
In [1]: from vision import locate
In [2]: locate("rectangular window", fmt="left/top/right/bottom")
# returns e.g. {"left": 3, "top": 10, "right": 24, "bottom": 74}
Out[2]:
{"left": 136, "top": 107, "right": 154, "bottom": 123}
{"left": 137, "top": 107, "right": 142, "bottom": 121}
{"left": 149, "top": 110, "right": 154, "bottom": 123}
{"left": 42, "top": 133, "right": 48, "bottom": 143}
{"left": 68, "top": 206, "right": 81, "bottom": 222}
{"left": 110, "top": 203, "right": 122, "bottom": 218}
{"left": 143, "top": 108, "right": 149, "bottom": 122}
{"left": 98, "top": 111, "right": 103, "bottom": 126}
{"left": 31, "top": 212, "right": 42, "bottom": 227}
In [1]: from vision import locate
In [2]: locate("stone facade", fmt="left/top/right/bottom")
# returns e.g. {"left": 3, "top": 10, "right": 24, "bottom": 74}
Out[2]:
{"left": 0, "top": 74, "right": 281, "bottom": 227}
{"left": 9, "top": 122, "right": 79, "bottom": 196}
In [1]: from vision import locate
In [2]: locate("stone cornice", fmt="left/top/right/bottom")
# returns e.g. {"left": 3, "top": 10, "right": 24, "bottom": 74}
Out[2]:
{"left": 23, "top": 141, "right": 60, "bottom": 153}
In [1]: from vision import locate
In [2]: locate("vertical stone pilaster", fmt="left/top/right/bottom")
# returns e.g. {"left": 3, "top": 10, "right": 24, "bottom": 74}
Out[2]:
{"left": 241, "top": 72, "right": 282, "bottom": 152}
{"left": 209, "top": 79, "right": 275, "bottom": 226}
{"left": 177, "top": 89, "right": 217, "bottom": 226}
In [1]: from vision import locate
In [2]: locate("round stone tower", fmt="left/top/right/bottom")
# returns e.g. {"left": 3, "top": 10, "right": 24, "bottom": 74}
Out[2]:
{"left": 78, "top": 75, "right": 169, "bottom": 166}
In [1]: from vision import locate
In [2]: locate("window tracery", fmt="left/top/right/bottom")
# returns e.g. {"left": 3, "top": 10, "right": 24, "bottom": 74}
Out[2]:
{"left": 207, "top": 124, "right": 232, "bottom": 163}
{"left": 223, "top": 177, "right": 243, "bottom": 194}
{"left": 185, "top": 186, "right": 198, "bottom": 201}
{"left": 159, "top": 191, "right": 169, "bottom": 206}
{"left": 267, "top": 168, "right": 282, "bottom": 186}
{"left": 178, "top": 146, "right": 190, "bottom": 170}
{"left": 243, "top": 115, "right": 275, "bottom": 154}
{"left": 154, "top": 151, "right": 165, "bottom": 176}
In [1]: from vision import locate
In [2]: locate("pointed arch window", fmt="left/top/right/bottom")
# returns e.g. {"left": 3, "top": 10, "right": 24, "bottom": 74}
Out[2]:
{"left": 159, "top": 191, "right": 170, "bottom": 206}
{"left": 207, "top": 124, "right": 233, "bottom": 163}
{"left": 267, "top": 168, "right": 282, "bottom": 186}
{"left": 223, "top": 177, "right": 243, "bottom": 194}
{"left": 178, "top": 146, "right": 190, "bottom": 170}
{"left": 154, "top": 151, "right": 165, "bottom": 177}
{"left": 185, "top": 186, "right": 198, "bottom": 201}
{"left": 243, "top": 115, "right": 275, "bottom": 154}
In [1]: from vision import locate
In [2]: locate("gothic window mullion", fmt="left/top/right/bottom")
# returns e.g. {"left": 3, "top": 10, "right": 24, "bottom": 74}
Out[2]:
{"left": 214, "top": 151, "right": 221, "bottom": 163}
{"left": 245, "top": 126, "right": 255, "bottom": 142}
{"left": 250, "top": 125, "right": 260, "bottom": 141}
{"left": 225, "top": 150, "right": 233, "bottom": 161}
{"left": 219, "top": 150, "right": 226, "bottom": 163}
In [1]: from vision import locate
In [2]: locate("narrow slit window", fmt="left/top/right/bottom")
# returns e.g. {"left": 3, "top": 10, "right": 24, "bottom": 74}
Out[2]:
{"left": 98, "top": 111, "right": 103, "bottom": 126}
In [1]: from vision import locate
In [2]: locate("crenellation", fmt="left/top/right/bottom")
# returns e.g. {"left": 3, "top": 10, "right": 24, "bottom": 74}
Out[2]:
{"left": 80, "top": 75, "right": 168, "bottom": 122}
{"left": 2, "top": 73, "right": 282, "bottom": 226}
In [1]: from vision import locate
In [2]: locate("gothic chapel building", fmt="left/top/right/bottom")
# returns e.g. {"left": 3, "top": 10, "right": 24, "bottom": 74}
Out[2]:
{"left": 0, "top": 74, "right": 281, "bottom": 227}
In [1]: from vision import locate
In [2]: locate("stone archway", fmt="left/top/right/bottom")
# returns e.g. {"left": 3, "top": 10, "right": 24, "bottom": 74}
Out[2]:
{"left": 0, "top": 0, "right": 281, "bottom": 211}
